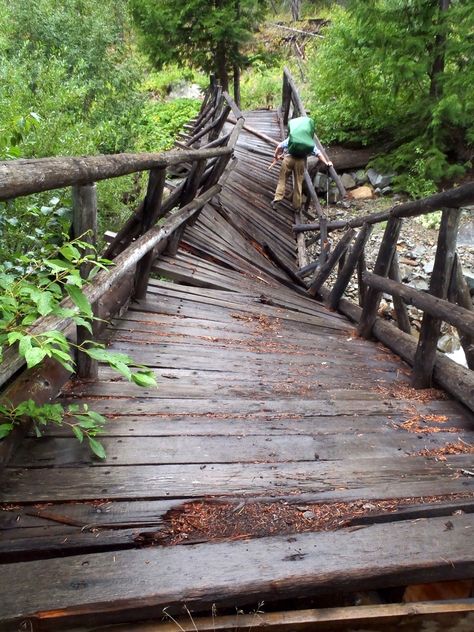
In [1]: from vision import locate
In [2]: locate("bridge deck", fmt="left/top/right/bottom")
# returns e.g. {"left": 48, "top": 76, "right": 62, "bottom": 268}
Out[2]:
{"left": 1, "top": 110, "right": 474, "bottom": 629}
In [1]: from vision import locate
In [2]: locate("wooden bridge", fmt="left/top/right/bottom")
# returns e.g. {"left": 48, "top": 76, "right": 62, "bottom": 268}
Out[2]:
{"left": 1, "top": 71, "right": 474, "bottom": 631}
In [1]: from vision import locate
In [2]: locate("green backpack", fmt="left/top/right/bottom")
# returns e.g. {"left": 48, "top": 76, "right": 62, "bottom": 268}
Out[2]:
{"left": 287, "top": 116, "right": 316, "bottom": 158}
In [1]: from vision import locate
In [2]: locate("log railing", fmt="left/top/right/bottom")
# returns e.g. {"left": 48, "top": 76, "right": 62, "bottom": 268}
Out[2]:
{"left": 292, "top": 182, "right": 474, "bottom": 411}
{"left": 0, "top": 81, "right": 244, "bottom": 462}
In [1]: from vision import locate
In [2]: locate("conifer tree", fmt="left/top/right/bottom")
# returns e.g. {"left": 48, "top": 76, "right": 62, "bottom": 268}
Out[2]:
{"left": 130, "top": 0, "right": 268, "bottom": 102}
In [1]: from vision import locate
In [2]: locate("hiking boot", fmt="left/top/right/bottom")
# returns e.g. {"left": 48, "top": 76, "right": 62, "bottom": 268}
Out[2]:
{"left": 271, "top": 199, "right": 279, "bottom": 210}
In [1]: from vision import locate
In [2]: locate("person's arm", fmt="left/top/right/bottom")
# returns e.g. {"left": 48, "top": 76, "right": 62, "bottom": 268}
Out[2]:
{"left": 274, "top": 138, "right": 288, "bottom": 160}
{"left": 312, "top": 147, "right": 332, "bottom": 167}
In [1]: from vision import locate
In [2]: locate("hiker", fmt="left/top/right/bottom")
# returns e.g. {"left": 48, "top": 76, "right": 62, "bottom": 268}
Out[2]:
{"left": 271, "top": 116, "right": 332, "bottom": 210}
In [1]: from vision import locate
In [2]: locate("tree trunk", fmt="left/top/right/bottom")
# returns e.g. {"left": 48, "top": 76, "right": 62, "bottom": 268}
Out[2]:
{"left": 216, "top": 43, "right": 229, "bottom": 92}
{"left": 291, "top": 0, "right": 301, "bottom": 21}
{"left": 429, "top": 0, "right": 450, "bottom": 99}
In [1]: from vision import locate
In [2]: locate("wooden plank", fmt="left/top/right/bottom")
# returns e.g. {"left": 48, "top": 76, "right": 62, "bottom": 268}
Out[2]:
{"left": 2, "top": 455, "right": 472, "bottom": 502}
{"left": 91, "top": 601, "right": 474, "bottom": 632}
{"left": 1, "top": 514, "right": 474, "bottom": 629}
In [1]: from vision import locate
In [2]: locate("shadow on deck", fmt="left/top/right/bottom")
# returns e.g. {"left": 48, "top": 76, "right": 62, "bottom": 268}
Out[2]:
{"left": 1, "top": 110, "right": 474, "bottom": 630}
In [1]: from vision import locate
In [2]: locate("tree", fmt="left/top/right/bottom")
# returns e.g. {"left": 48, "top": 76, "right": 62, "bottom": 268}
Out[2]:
{"left": 130, "top": 0, "right": 268, "bottom": 102}
{"left": 306, "top": 0, "right": 474, "bottom": 195}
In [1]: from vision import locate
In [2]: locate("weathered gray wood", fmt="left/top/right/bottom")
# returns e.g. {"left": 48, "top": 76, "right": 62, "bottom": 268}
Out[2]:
{"left": 363, "top": 269, "right": 474, "bottom": 337}
{"left": 413, "top": 208, "right": 461, "bottom": 388}
{"left": 449, "top": 254, "right": 474, "bottom": 369}
{"left": 72, "top": 183, "right": 99, "bottom": 379}
{"left": 294, "top": 182, "right": 474, "bottom": 233}
{"left": 308, "top": 229, "right": 355, "bottom": 297}
{"left": 0, "top": 185, "right": 220, "bottom": 389}
{"left": 1, "top": 514, "right": 473, "bottom": 629}
{"left": 0, "top": 148, "right": 231, "bottom": 201}
{"left": 327, "top": 223, "right": 372, "bottom": 310}
{"left": 388, "top": 253, "right": 412, "bottom": 334}
{"left": 134, "top": 168, "right": 167, "bottom": 300}
{"left": 358, "top": 217, "right": 402, "bottom": 338}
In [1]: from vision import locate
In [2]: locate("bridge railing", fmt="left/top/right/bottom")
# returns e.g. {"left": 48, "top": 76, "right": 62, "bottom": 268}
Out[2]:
{"left": 293, "top": 182, "right": 474, "bottom": 412}
{"left": 0, "top": 82, "right": 244, "bottom": 462}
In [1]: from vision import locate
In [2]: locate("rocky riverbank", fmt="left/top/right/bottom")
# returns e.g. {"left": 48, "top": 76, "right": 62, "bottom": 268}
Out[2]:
{"left": 306, "top": 178, "right": 474, "bottom": 367}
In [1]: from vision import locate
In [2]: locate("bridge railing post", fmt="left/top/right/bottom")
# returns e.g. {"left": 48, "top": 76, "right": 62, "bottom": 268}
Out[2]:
{"left": 412, "top": 207, "right": 461, "bottom": 388}
{"left": 72, "top": 183, "right": 98, "bottom": 379}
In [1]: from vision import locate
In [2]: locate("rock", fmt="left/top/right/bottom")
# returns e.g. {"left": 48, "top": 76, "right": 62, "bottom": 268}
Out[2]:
{"left": 381, "top": 186, "right": 392, "bottom": 195}
{"left": 354, "top": 170, "right": 368, "bottom": 185}
{"left": 303, "top": 511, "right": 315, "bottom": 519}
{"left": 438, "top": 334, "right": 460, "bottom": 354}
{"left": 349, "top": 185, "right": 373, "bottom": 200}
{"left": 313, "top": 173, "right": 329, "bottom": 192}
{"left": 341, "top": 173, "right": 357, "bottom": 189}
{"left": 464, "top": 272, "right": 474, "bottom": 294}
{"left": 398, "top": 264, "right": 412, "bottom": 281}
{"left": 328, "top": 185, "right": 340, "bottom": 204}
{"left": 367, "top": 168, "right": 395, "bottom": 189}
{"left": 423, "top": 260, "right": 435, "bottom": 274}
{"left": 410, "top": 245, "right": 427, "bottom": 259}
{"left": 458, "top": 219, "right": 474, "bottom": 246}
{"left": 409, "top": 277, "right": 429, "bottom": 291}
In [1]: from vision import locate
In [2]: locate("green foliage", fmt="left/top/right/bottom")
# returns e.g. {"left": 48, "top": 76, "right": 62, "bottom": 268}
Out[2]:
{"left": 0, "top": 221, "right": 157, "bottom": 456}
{"left": 0, "top": 400, "right": 107, "bottom": 459}
{"left": 143, "top": 65, "right": 207, "bottom": 100}
{"left": 305, "top": 1, "right": 473, "bottom": 196}
{"left": 136, "top": 99, "right": 201, "bottom": 152}
{"left": 130, "top": 0, "right": 269, "bottom": 88}
{"left": 241, "top": 65, "right": 282, "bottom": 109}
{"left": 417, "top": 211, "right": 442, "bottom": 231}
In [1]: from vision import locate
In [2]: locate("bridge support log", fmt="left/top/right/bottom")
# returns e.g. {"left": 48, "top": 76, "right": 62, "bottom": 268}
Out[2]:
{"left": 388, "top": 252, "right": 412, "bottom": 334}
{"left": 308, "top": 228, "right": 356, "bottom": 297}
{"left": 449, "top": 254, "right": 474, "bottom": 369}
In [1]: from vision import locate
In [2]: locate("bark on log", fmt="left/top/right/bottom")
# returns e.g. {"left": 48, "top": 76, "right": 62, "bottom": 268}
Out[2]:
{"left": 388, "top": 253, "right": 412, "bottom": 334}
{"left": 294, "top": 182, "right": 474, "bottom": 233}
{"left": 362, "top": 271, "right": 474, "bottom": 337}
{"left": 358, "top": 217, "right": 402, "bottom": 338}
{"left": 327, "top": 223, "right": 373, "bottom": 310}
{"left": 413, "top": 208, "right": 460, "bottom": 388}
{"left": 308, "top": 229, "right": 355, "bottom": 297}
{"left": 0, "top": 148, "right": 231, "bottom": 201}
{"left": 449, "top": 255, "right": 474, "bottom": 369}
{"left": 320, "top": 288, "right": 474, "bottom": 414}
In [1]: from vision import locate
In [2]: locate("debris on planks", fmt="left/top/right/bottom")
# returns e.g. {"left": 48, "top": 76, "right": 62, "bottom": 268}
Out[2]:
{"left": 137, "top": 493, "right": 474, "bottom": 547}
{"left": 414, "top": 440, "right": 474, "bottom": 461}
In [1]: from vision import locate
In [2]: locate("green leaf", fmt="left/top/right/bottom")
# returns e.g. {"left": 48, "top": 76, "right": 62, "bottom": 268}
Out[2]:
{"left": 37, "top": 291, "right": 55, "bottom": 316}
{"left": 131, "top": 371, "right": 157, "bottom": 388}
{"left": 24, "top": 346, "right": 47, "bottom": 368}
{"left": 66, "top": 285, "right": 93, "bottom": 318}
{"left": 60, "top": 244, "right": 82, "bottom": 262}
{"left": 88, "top": 437, "right": 106, "bottom": 459}
{"left": 18, "top": 335, "right": 33, "bottom": 358}
{"left": 71, "top": 425, "right": 84, "bottom": 443}
{"left": 0, "top": 423, "right": 14, "bottom": 439}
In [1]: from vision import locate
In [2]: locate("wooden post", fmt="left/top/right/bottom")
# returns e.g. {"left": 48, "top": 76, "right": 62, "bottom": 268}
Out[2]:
{"left": 412, "top": 208, "right": 461, "bottom": 388}
{"left": 389, "top": 252, "right": 412, "bottom": 334}
{"left": 449, "top": 254, "right": 474, "bottom": 369}
{"left": 134, "top": 167, "right": 167, "bottom": 300}
{"left": 358, "top": 217, "right": 402, "bottom": 338}
{"left": 327, "top": 222, "right": 373, "bottom": 310}
{"left": 357, "top": 252, "right": 367, "bottom": 307}
{"left": 72, "top": 183, "right": 98, "bottom": 379}
{"left": 308, "top": 228, "right": 355, "bottom": 297}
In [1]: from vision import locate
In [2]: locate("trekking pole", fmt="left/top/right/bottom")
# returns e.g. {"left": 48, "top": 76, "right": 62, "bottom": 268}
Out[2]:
{"left": 326, "top": 164, "right": 330, "bottom": 207}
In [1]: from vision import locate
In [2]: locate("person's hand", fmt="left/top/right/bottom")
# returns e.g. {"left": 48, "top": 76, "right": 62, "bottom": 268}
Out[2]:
{"left": 327, "top": 161, "right": 333, "bottom": 168}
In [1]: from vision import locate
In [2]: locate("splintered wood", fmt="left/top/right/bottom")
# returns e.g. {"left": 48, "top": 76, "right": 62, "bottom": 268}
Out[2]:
{"left": 143, "top": 493, "right": 474, "bottom": 546}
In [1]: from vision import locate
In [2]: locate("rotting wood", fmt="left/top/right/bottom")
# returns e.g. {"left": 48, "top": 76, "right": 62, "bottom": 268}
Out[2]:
{"left": 308, "top": 229, "right": 355, "bottom": 297}
{"left": 294, "top": 182, "right": 474, "bottom": 233}
{"left": 72, "top": 183, "right": 99, "bottom": 379}
{"left": 362, "top": 270, "right": 474, "bottom": 337}
{"left": 449, "top": 254, "right": 474, "bottom": 369}
{"left": 358, "top": 217, "right": 402, "bottom": 339}
{"left": 327, "top": 223, "right": 372, "bottom": 310}
{"left": 1, "top": 514, "right": 474, "bottom": 629}
{"left": 0, "top": 148, "right": 231, "bottom": 202}
{"left": 388, "top": 253, "right": 411, "bottom": 334}
{"left": 413, "top": 208, "right": 461, "bottom": 388}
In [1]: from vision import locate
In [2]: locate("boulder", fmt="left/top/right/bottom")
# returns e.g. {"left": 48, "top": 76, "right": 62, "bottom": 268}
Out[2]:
{"left": 341, "top": 172, "right": 357, "bottom": 189}
{"left": 313, "top": 173, "right": 329, "bottom": 192}
{"left": 367, "top": 168, "right": 395, "bottom": 189}
{"left": 348, "top": 185, "right": 373, "bottom": 200}
{"left": 354, "top": 170, "right": 368, "bottom": 185}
